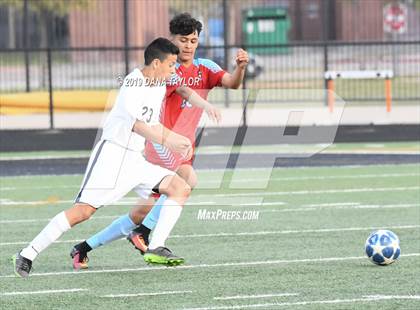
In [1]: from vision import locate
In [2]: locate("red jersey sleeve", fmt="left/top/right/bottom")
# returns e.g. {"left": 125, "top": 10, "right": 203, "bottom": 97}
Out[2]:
{"left": 165, "top": 72, "right": 181, "bottom": 96}
{"left": 199, "top": 59, "right": 226, "bottom": 89}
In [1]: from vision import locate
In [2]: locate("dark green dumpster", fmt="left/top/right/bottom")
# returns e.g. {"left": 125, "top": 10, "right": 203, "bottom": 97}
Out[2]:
{"left": 243, "top": 7, "right": 290, "bottom": 54}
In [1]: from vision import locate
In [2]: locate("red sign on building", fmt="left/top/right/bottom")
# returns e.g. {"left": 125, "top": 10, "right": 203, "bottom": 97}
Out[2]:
{"left": 383, "top": 2, "right": 408, "bottom": 34}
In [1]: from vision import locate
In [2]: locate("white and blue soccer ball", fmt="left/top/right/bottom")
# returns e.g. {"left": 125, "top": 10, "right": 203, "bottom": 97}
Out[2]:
{"left": 365, "top": 230, "right": 400, "bottom": 265}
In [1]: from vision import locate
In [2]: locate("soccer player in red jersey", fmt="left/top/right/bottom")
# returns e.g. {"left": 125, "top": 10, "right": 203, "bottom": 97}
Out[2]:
{"left": 71, "top": 13, "right": 248, "bottom": 266}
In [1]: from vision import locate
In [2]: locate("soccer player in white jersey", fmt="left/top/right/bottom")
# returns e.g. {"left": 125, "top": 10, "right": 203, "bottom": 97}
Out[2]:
{"left": 70, "top": 13, "right": 248, "bottom": 268}
{"left": 12, "top": 38, "right": 198, "bottom": 278}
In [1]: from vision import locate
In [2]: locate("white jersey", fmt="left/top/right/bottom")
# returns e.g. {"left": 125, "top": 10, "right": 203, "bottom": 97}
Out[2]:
{"left": 101, "top": 68, "right": 166, "bottom": 152}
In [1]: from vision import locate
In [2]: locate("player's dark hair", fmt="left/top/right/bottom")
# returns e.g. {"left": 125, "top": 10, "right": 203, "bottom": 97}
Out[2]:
{"left": 144, "top": 37, "right": 179, "bottom": 65}
{"left": 170, "top": 13, "right": 202, "bottom": 36}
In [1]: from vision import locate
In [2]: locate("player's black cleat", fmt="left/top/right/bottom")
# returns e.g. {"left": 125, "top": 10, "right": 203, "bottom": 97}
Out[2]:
{"left": 143, "top": 247, "right": 185, "bottom": 266}
{"left": 70, "top": 247, "right": 89, "bottom": 270}
{"left": 127, "top": 231, "right": 149, "bottom": 255}
{"left": 11, "top": 252, "right": 32, "bottom": 278}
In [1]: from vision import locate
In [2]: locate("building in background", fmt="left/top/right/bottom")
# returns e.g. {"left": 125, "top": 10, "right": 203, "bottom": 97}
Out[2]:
{"left": 1, "top": 0, "right": 419, "bottom": 50}
{"left": 0, "top": 0, "right": 418, "bottom": 105}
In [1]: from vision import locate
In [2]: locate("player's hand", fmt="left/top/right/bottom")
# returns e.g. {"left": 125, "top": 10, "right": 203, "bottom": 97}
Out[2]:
{"left": 235, "top": 49, "right": 249, "bottom": 69}
{"left": 205, "top": 105, "right": 222, "bottom": 124}
{"left": 164, "top": 133, "right": 192, "bottom": 159}
{"left": 183, "top": 144, "right": 193, "bottom": 161}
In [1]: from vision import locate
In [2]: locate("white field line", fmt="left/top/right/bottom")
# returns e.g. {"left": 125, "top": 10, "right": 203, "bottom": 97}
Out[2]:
{"left": 365, "top": 144, "right": 386, "bottom": 148}
{"left": 0, "top": 201, "right": 417, "bottom": 225}
{"left": 1, "top": 172, "right": 419, "bottom": 191}
{"left": 0, "top": 173, "right": 83, "bottom": 179}
{"left": 0, "top": 215, "right": 120, "bottom": 224}
{"left": 0, "top": 224, "right": 419, "bottom": 247}
{"left": 0, "top": 288, "right": 88, "bottom": 296}
{"left": 0, "top": 253, "right": 419, "bottom": 279}
{"left": 261, "top": 204, "right": 420, "bottom": 213}
{"left": 214, "top": 293, "right": 299, "bottom": 300}
{"left": 204, "top": 186, "right": 420, "bottom": 198}
{"left": 172, "top": 225, "right": 420, "bottom": 238}
{"left": 1, "top": 186, "right": 418, "bottom": 207}
{"left": 4, "top": 224, "right": 420, "bottom": 247}
{"left": 0, "top": 238, "right": 83, "bottom": 246}
{"left": 365, "top": 294, "right": 420, "bottom": 299}
{"left": 231, "top": 202, "right": 286, "bottom": 207}
{"left": 0, "top": 167, "right": 277, "bottom": 179}
{"left": 0, "top": 198, "right": 286, "bottom": 212}
{"left": 1, "top": 163, "right": 419, "bottom": 180}
{"left": 0, "top": 199, "right": 74, "bottom": 206}
{"left": 323, "top": 150, "right": 420, "bottom": 155}
{"left": 101, "top": 290, "right": 193, "bottom": 298}
{"left": 1, "top": 185, "right": 78, "bottom": 191}
{"left": 0, "top": 154, "right": 90, "bottom": 161}
{"left": 1, "top": 146, "right": 419, "bottom": 160}
{"left": 340, "top": 204, "right": 419, "bottom": 210}
{"left": 200, "top": 173, "right": 420, "bottom": 184}
{"left": 304, "top": 202, "right": 360, "bottom": 207}
{"left": 180, "top": 295, "right": 420, "bottom": 310}
{"left": 0, "top": 199, "right": 216, "bottom": 206}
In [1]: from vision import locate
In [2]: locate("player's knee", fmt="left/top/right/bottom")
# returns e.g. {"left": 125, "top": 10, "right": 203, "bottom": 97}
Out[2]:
{"left": 72, "top": 203, "right": 96, "bottom": 222}
{"left": 177, "top": 165, "right": 197, "bottom": 189}
{"left": 182, "top": 182, "right": 192, "bottom": 197}
{"left": 187, "top": 174, "right": 197, "bottom": 189}
{"left": 168, "top": 177, "right": 191, "bottom": 198}
{"left": 80, "top": 205, "right": 96, "bottom": 221}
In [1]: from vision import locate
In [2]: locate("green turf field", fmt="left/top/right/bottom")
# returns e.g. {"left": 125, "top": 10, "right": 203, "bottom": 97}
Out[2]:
{"left": 1, "top": 163, "right": 419, "bottom": 309}
{"left": 0, "top": 142, "right": 419, "bottom": 160}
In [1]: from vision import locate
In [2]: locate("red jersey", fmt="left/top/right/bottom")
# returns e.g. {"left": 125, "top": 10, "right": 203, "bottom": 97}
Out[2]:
{"left": 144, "top": 58, "right": 226, "bottom": 170}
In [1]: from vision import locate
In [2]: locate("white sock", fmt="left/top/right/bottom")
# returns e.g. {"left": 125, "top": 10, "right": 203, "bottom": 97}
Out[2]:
{"left": 148, "top": 199, "right": 182, "bottom": 250}
{"left": 20, "top": 211, "right": 71, "bottom": 261}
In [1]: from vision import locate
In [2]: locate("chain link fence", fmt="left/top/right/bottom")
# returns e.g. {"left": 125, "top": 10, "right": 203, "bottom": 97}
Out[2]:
{"left": 1, "top": 0, "right": 419, "bottom": 127}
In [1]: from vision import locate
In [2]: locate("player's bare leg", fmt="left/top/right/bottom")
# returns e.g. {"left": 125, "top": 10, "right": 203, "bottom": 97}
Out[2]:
{"left": 143, "top": 174, "right": 191, "bottom": 265}
{"left": 176, "top": 164, "right": 198, "bottom": 189}
{"left": 13, "top": 203, "right": 96, "bottom": 277}
{"left": 129, "top": 196, "right": 155, "bottom": 224}
{"left": 128, "top": 164, "right": 197, "bottom": 254}
{"left": 127, "top": 196, "right": 156, "bottom": 254}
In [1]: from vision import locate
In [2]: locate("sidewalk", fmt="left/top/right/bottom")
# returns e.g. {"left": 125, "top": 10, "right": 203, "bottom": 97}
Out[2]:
{"left": 1, "top": 105, "right": 419, "bottom": 130}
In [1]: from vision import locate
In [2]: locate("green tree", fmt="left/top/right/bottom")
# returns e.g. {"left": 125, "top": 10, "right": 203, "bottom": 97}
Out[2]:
{"left": 2, "top": 0, "right": 92, "bottom": 47}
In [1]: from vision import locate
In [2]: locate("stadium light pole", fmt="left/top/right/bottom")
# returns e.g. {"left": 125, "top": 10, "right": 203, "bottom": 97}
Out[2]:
{"left": 223, "top": 0, "right": 229, "bottom": 107}
{"left": 322, "top": 0, "right": 330, "bottom": 106}
{"left": 123, "top": 0, "right": 129, "bottom": 76}
{"left": 23, "top": 0, "right": 30, "bottom": 92}
{"left": 47, "top": 47, "right": 54, "bottom": 130}
{"left": 45, "top": 10, "right": 54, "bottom": 130}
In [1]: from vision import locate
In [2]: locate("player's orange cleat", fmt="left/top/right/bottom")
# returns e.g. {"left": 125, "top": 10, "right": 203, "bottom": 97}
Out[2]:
{"left": 70, "top": 248, "right": 89, "bottom": 270}
{"left": 127, "top": 231, "right": 148, "bottom": 255}
{"left": 151, "top": 192, "right": 161, "bottom": 200}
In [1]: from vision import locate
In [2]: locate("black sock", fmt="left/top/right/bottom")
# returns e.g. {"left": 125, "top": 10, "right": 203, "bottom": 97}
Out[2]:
{"left": 75, "top": 241, "right": 92, "bottom": 253}
{"left": 133, "top": 224, "right": 151, "bottom": 241}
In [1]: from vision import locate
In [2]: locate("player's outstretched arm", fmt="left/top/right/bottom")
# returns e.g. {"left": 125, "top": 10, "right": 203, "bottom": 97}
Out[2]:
{"left": 221, "top": 48, "right": 249, "bottom": 89}
{"left": 176, "top": 87, "right": 221, "bottom": 123}
{"left": 132, "top": 120, "right": 192, "bottom": 160}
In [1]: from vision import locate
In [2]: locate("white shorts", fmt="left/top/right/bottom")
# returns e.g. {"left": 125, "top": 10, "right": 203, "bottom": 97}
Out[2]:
{"left": 75, "top": 140, "right": 175, "bottom": 208}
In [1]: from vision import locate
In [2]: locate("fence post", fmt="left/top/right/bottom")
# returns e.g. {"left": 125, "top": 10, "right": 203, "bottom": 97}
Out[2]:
{"left": 385, "top": 78, "right": 392, "bottom": 112}
{"left": 47, "top": 48, "right": 54, "bottom": 129}
{"left": 323, "top": 42, "right": 329, "bottom": 106}
{"left": 123, "top": 0, "right": 129, "bottom": 76}
{"left": 242, "top": 51, "right": 248, "bottom": 127}
{"left": 223, "top": 0, "right": 229, "bottom": 107}
{"left": 23, "top": 0, "right": 30, "bottom": 92}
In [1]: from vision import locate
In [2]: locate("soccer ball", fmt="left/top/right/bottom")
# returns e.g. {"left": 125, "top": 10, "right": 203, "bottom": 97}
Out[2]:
{"left": 365, "top": 230, "right": 400, "bottom": 265}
